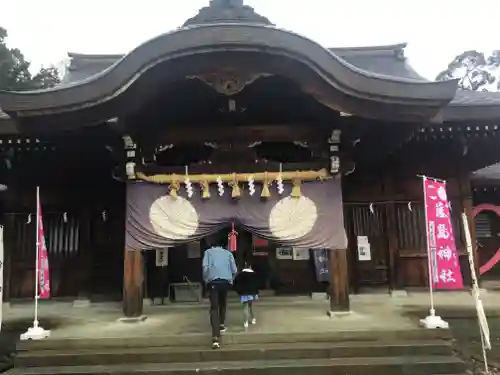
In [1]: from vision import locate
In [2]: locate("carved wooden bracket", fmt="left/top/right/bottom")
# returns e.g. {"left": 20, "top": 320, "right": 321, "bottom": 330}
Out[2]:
{"left": 187, "top": 70, "right": 271, "bottom": 96}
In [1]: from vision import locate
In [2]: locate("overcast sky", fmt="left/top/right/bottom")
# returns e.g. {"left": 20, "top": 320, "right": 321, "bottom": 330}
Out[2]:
{"left": 0, "top": 0, "right": 498, "bottom": 80}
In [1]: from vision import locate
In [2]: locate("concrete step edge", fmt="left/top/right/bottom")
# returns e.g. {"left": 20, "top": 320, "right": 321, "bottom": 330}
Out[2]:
{"left": 8, "top": 356, "right": 465, "bottom": 374}
{"left": 18, "top": 329, "right": 453, "bottom": 350}
{"left": 17, "top": 340, "right": 453, "bottom": 357}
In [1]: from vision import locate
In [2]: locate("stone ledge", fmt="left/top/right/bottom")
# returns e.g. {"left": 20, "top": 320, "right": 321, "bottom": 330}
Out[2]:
{"left": 72, "top": 299, "right": 91, "bottom": 308}
{"left": 327, "top": 310, "right": 352, "bottom": 318}
{"left": 311, "top": 293, "right": 328, "bottom": 300}
{"left": 117, "top": 315, "right": 147, "bottom": 323}
{"left": 390, "top": 290, "right": 408, "bottom": 298}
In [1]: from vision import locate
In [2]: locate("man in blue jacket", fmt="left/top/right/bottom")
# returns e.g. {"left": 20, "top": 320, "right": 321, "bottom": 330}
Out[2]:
{"left": 202, "top": 238, "right": 237, "bottom": 349}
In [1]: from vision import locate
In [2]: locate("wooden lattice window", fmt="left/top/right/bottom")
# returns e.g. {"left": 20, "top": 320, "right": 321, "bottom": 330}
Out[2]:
{"left": 475, "top": 213, "right": 492, "bottom": 239}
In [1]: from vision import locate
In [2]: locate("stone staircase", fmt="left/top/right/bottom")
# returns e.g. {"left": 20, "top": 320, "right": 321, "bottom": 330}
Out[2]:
{"left": 7, "top": 329, "right": 467, "bottom": 375}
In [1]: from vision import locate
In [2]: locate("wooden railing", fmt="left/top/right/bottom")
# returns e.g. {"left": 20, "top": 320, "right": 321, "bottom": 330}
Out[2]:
{"left": 5, "top": 212, "right": 81, "bottom": 298}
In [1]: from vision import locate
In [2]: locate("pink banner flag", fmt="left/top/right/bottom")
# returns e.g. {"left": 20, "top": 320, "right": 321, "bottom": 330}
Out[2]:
{"left": 37, "top": 201, "right": 51, "bottom": 299}
{"left": 423, "top": 177, "right": 463, "bottom": 289}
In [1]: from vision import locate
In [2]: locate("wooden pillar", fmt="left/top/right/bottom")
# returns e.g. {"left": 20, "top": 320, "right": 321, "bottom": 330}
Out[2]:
{"left": 328, "top": 248, "right": 350, "bottom": 312}
{"left": 384, "top": 173, "right": 400, "bottom": 291}
{"left": 122, "top": 249, "right": 145, "bottom": 319}
{"left": 2, "top": 214, "right": 13, "bottom": 303}
{"left": 122, "top": 136, "right": 145, "bottom": 319}
{"left": 75, "top": 208, "right": 92, "bottom": 302}
{"left": 2, "top": 185, "right": 16, "bottom": 304}
{"left": 385, "top": 202, "right": 399, "bottom": 290}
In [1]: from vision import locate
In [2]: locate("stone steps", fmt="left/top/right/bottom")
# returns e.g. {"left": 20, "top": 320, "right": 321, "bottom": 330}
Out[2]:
{"left": 7, "top": 356, "right": 466, "bottom": 375}
{"left": 16, "top": 329, "right": 453, "bottom": 349}
{"left": 16, "top": 340, "right": 453, "bottom": 367}
{"left": 7, "top": 329, "right": 467, "bottom": 375}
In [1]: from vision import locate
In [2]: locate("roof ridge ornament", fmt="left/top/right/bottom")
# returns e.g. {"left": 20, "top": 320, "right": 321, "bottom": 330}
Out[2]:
{"left": 183, "top": 0, "right": 274, "bottom": 27}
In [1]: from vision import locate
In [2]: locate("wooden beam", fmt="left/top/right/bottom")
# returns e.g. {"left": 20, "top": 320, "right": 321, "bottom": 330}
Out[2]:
{"left": 156, "top": 124, "right": 331, "bottom": 143}
{"left": 328, "top": 248, "right": 350, "bottom": 312}
{"left": 122, "top": 249, "right": 145, "bottom": 319}
{"left": 0, "top": 118, "right": 20, "bottom": 135}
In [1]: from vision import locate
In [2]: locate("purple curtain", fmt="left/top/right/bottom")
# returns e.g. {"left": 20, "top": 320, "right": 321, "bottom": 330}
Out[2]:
{"left": 126, "top": 177, "right": 347, "bottom": 251}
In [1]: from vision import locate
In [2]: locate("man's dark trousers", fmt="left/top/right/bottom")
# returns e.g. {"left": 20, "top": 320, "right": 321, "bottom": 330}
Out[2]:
{"left": 208, "top": 279, "right": 231, "bottom": 339}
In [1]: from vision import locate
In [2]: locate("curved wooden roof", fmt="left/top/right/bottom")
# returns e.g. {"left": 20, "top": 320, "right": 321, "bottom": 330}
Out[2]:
{"left": 0, "top": 24, "right": 458, "bottom": 113}
{"left": 59, "top": 43, "right": 427, "bottom": 86}
{"left": 1, "top": 0, "right": 499, "bottom": 125}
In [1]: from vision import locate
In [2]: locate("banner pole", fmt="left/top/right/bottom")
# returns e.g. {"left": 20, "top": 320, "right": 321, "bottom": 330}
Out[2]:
{"left": 20, "top": 186, "right": 50, "bottom": 340}
{"left": 33, "top": 186, "right": 40, "bottom": 329}
{"left": 462, "top": 212, "right": 491, "bottom": 373}
{"left": 419, "top": 176, "right": 449, "bottom": 329}
{"left": 422, "top": 177, "right": 436, "bottom": 316}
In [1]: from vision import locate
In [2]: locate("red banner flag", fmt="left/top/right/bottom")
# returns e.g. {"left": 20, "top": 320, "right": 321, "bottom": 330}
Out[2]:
{"left": 423, "top": 177, "right": 463, "bottom": 289}
{"left": 37, "top": 200, "right": 51, "bottom": 299}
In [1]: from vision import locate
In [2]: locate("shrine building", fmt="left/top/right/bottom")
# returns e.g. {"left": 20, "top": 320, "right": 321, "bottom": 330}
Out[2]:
{"left": 1, "top": 0, "right": 500, "bottom": 319}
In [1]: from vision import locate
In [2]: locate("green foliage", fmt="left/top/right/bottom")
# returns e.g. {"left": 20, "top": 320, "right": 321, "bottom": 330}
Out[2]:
{"left": 0, "top": 26, "right": 60, "bottom": 91}
{"left": 436, "top": 50, "right": 500, "bottom": 91}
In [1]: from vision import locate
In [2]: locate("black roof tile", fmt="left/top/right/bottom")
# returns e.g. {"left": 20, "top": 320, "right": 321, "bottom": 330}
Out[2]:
{"left": 61, "top": 43, "right": 426, "bottom": 85}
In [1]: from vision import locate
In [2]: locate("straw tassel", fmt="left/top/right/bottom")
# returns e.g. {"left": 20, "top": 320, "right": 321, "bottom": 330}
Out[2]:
{"left": 261, "top": 172, "right": 271, "bottom": 198}
{"left": 291, "top": 174, "right": 302, "bottom": 198}
{"left": 229, "top": 173, "right": 241, "bottom": 198}
{"left": 169, "top": 175, "right": 180, "bottom": 199}
{"left": 201, "top": 178, "right": 210, "bottom": 199}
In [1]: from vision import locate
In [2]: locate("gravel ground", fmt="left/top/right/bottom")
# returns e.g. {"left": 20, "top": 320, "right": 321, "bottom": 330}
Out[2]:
{"left": 448, "top": 317, "right": 500, "bottom": 375}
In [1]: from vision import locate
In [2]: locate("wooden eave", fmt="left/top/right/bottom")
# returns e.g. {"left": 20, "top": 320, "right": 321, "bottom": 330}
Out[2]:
{"left": 0, "top": 24, "right": 458, "bottom": 122}
{"left": 0, "top": 109, "right": 19, "bottom": 134}
{"left": 442, "top": 90, "right": 500, "bottom": 122}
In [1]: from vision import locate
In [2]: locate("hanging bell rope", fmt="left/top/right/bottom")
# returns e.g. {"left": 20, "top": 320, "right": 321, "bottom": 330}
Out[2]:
{"left": 137, "top": 169, "right": 329, "bottom": 185}
{"left": 228, "top": 222, "right": 238, "bottom": 252}
{"left": 137, "top": 169, "right": 329, "bottom": 199}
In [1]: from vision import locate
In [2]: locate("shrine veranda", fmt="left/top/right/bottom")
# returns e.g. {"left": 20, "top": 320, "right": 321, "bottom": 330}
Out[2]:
{"left": 4, "top": 292, "right": 498, "bottom": 340}
{"left": 1, "top": 0, "right": 500, "bottom": 320}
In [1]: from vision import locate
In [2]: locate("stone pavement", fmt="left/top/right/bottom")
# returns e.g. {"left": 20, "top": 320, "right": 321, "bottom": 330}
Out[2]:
{"left": 2, "top": 290, "right": 499, "bottom": 340}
